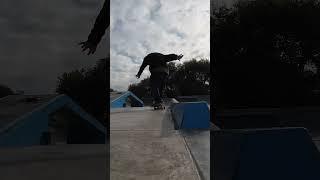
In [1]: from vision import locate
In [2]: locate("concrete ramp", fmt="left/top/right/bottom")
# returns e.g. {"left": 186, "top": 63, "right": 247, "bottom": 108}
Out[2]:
{"left": 212, "top": 127, "right": 320, "bottom": 180}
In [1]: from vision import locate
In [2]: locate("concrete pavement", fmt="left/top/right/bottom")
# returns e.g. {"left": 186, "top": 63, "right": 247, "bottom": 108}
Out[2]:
{"left": 110, "top": 107, "right": 205, "bottom": 180}
{"left": 0, "top": 144, "right": 108, "bottom": 180}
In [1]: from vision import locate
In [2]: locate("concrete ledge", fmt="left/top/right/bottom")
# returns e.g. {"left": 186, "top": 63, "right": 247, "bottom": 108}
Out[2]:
{"left": 171, "top": 101, "right": 210, "bottom": 129}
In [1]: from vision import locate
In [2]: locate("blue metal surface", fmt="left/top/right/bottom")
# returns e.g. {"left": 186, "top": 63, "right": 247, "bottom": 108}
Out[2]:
{"left": 213, "top": 128, "right": 320, "bottom": 180}
{"left": 0, "top": 95, "right": 106, "bottom": 147}
{"left": 171, "top": 101, "right": 210, "bottom": 129}
{"left": 110, "top": 91, "right": 144, "bottom": 108}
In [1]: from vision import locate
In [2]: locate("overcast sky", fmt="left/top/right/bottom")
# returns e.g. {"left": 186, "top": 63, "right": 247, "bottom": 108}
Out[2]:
{"left": 110, "top": 0, "right": 210, "bottom": 91}
{"left": 0, "top": 0, "right": 108, "bottom": 94}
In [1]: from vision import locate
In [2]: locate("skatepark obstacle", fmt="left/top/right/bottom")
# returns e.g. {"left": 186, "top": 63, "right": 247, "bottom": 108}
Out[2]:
{"left": 212, "top": 127, "right": 320, "bottom": 180}
{"left": 171, "top": 101, "right": 210, "bottom": 129}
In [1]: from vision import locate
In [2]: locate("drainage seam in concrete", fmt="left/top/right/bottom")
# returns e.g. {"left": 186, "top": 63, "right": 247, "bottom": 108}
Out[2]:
{"left": 180, "top": 132, "right": 204, "bottom": 180}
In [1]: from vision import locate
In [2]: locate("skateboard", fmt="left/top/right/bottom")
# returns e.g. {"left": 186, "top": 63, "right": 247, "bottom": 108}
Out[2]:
{"left": 153, "top": 103, "right": 165, "bottom": 110}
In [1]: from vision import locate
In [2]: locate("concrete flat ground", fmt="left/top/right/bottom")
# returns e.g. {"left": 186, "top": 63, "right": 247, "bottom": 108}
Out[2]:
{"left": 110, "top": 107, "right": 202, "bottom": 180}
{"left": 110, "top": 108, "right": 163, "bottom": 131}
{"left": 0, "top": 144, "right": 107, "bottom": 180}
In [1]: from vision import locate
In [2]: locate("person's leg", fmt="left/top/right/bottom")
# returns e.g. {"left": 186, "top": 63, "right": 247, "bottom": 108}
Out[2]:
{"left": 159, "top": 73, "right": 168, "bottom": 102}
{"left": 150, "top": 73, "right": 161, "bottom": 104}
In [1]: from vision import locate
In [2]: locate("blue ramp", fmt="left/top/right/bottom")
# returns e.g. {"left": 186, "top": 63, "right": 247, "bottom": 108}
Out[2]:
{"left": 110, "top": 91, "right": 144, "bottom": 108}
{"left": 171, "top": 101, "right": 210, "bottom": 129}
{"left": 212, "top": 127, "right": 320, "bottom": 180}
{"left": 0, "top": 94, "right": 106, "bottom": 147}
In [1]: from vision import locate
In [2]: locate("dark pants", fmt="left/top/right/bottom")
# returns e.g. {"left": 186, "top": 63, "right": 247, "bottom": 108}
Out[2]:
{"left": 150, "top": 72, "right": 167, "bottom": 104}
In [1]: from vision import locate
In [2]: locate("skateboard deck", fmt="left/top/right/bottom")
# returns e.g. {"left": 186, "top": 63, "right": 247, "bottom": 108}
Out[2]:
{"left": 153, "top": 103, "right": 165, "bottom": 110}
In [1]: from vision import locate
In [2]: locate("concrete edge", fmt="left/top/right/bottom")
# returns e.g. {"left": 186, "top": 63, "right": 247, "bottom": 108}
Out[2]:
{"left": 179, "top": 131, "right": 203, "bottom": 180}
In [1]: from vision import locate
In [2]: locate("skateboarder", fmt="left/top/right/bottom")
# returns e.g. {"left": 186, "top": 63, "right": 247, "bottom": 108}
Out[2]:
{"left": 136, "top": 53, "right": 183, "bottom": 108}
{"left": 79, "top": 0, "right": 109, "bottom": 55}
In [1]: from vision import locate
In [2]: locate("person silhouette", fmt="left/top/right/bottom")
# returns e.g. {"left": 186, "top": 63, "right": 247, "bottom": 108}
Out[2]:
{"left": 79, "top": 0, "right": 109, "bottom": 55}
{"left": 136, "top": 53, "right": 183, "bottom": 106}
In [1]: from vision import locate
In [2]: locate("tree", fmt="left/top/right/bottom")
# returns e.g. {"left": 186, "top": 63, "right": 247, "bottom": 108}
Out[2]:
{"left": 0, "top": 84, "right": 14, "bottom": 98}
{"left": 56, "top": 58, "right": 108, "bottom": 126}
{"left": 128, "top": 78, "right": 150, "bottom": 99}
{"left": 169, "top": 59, "right": 210, "bottom": 96}
{"left": 128, "top": 59, "right": 210, "bottom": 98}
{"left": 212, "top": 0, "right": 320, "bottom": 108}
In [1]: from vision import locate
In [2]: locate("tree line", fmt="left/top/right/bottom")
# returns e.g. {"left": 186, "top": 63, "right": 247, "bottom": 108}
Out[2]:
{"left": 56, "top": 58, "right": 108, "bottom": 126}
{"left": 212, "top": 0, "right": 320, "bottom": 108}
{"left": 128, "top": 59, "right": 210, "bottom": 99}
{"left": 1, "top": 59, "right": 108, "bottom": 126}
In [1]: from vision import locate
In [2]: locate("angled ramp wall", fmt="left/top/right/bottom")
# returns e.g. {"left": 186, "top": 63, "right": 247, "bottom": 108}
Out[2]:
{"left": 110, "top": 91, "right": 144, "bottom": 108}
{"left": 0, "top": 95, "right": 106, "bottom": 147}
{"left": 171, "top": 101, "right": 210, "bottom": 129}
{"left": 212, "top": 127, "right": 320, "bottom": 180}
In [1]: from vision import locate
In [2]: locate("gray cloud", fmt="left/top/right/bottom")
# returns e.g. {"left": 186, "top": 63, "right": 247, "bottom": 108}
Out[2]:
{"left": 110, "top": 0, "right": 210, "bottom": 91}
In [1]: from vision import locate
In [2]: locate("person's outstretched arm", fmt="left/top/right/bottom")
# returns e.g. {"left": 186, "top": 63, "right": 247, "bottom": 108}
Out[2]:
{"left": 88, "top": 0, "right": 109, "bottom": 46}
{"left": 79, "top": 0, "right": 109, "bottom": 55}
{"left": 136, "top": 60, "right": 148, "bottom": 79}
{"left": 164, "top": 54, "right": 183, "bottom": 62}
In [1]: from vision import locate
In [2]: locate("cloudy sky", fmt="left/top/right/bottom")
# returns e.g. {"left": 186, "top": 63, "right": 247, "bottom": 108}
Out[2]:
{"left": 110, "top": 0, "right": 210, "bottom": 91}
{"left": 0, "top": 0, "right": 108, "bottom": 94}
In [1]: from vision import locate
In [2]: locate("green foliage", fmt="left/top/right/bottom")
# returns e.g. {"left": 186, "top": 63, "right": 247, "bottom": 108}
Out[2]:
{"left": 128, "top": 59, "right": 210, "bottom": 98}
{"left": 56, "top": 58, "right": 108, "bottom": 126}
{"left": 0, "top": 84, "right": 14, "bottom": 98}
{"left": 169, "top": 59, "right": 210, "bottom": 96}
{"left": 128, "top": 78, "right": 150, "bottom": 99}
{"left": 212, "top": 0, "right": 320, "bottom": 108}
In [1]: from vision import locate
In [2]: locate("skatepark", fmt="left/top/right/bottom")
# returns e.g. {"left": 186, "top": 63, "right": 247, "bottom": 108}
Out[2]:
{"left": 0, "top": 92, "right": 211, "bottom": 180}
{"left": 0, "top": 94, "right": 108, "bottom": 180}
{"left": 110, "top": 94, "right": 211, "bottom": 180}
{"left": 110, "top": 92, "right": 320, "bottom": 180}
{"left": 1, "top": 91, "right": 320, "bottom": 180}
